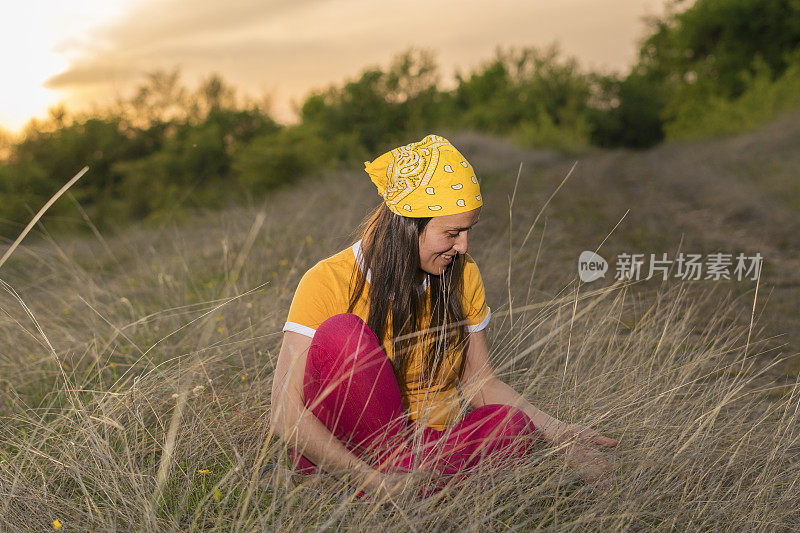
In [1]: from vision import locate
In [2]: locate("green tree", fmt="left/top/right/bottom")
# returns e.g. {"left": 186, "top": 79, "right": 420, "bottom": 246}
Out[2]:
{"left": 640, "top": 0, "right": 800, "bottom": 99}
{"left": 594, "top": 0, "right": 800, "bottom": 148}
{"left": 0, "top": 159, "right": 60, "bottom": 236}
{"left": 449, "top": 45, "right": 594, "bottom": 150}
{"left": 232, "top": 124, "right": 335, "bottom": 195}
{"left": 589, "top": 70, "right": 669, "bottom": 148}
{"left": 300, "top": 48, "right": 443, "bottom": 154}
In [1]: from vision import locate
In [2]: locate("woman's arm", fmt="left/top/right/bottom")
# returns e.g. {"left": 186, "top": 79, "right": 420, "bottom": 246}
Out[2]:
{"left": 270, "top": 332, "right": 396, "bottom": 495}
{"left": 460, "top": 329, "right": 617, "bottom": 487}
{"left": 459, "top": 330, "right": 566, "bottom": 441}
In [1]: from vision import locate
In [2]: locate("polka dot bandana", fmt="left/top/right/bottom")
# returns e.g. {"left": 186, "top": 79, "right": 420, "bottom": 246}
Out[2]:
{"left": 364, "top": 134, "right": 483, "bottom": 217}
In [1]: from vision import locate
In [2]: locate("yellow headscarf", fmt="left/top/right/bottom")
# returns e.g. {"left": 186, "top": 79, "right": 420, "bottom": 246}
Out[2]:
{"left": 364, "top": 134, "right": 483, "bottom": 217}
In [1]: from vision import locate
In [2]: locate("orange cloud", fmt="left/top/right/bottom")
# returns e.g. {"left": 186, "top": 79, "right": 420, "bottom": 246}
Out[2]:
{"left": 44, "top": 0, "right": 665, "bottom": 123}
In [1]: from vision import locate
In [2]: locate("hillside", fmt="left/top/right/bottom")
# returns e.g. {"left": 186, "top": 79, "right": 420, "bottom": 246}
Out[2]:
{"left": 1, "top": 114, "right": 798, "bottom": 530}
{"left": 466, "top": 110, "right": 800, "bottom": 376}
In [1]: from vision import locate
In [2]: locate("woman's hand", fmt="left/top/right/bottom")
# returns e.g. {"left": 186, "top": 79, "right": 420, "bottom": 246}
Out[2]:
{"left": 366, "top": 470, "right": 441, "bottom": 500}
{"left": 554, "top": 423, "right": 618, "bottom": 449}
{"left": 553, "top": 424, "right": 618, "bottom": 492}
{"left": 563, "top": 441, "right": 615, "bottom": 491}
{"left": 375, "top": 472, "right": 416, "bottom": 499}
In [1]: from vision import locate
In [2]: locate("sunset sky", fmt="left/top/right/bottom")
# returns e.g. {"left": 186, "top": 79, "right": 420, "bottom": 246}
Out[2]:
{"left": 1, "top": 0, "right": 667, "bottom": 134}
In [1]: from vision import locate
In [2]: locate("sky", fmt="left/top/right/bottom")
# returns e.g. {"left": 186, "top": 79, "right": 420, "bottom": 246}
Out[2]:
{"left": 0, "top": 0, "right": 668, "bottom": 134}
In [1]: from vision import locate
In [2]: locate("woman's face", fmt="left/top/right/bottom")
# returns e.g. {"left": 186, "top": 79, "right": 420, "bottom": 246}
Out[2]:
{"left": 418, "top": 207, "right": 481, "bottom": 276}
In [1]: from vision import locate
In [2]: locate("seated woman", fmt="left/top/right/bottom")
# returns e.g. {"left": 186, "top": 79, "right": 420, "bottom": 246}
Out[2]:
{"left": 270, "top": 134, "right": 617, "bottom": 499}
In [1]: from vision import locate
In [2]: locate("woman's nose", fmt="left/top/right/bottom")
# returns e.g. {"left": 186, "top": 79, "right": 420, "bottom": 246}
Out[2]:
{"left": 453, "top": 233, "right": 468, "bottom": 254}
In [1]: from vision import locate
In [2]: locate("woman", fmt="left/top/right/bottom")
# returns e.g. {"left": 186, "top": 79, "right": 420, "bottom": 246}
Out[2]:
{"left": 270, "top": 134, "right": 617, "bottom": 499}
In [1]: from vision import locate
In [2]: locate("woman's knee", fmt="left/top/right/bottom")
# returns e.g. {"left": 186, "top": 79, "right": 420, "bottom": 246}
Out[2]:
{"left": 314, "top": 313, "right": 368, "bottom": 342}
{"left": 317, "top": 313, "right": 380, "bottom": 348}
{"left": 309, "top": 313, "right": 390, "bottom": 383}
{"left": 443, "top": 404, "right": 536, "bottom": 471}
{"left": 475, "top": 404, "right": 536, "bottom": 438}
{"left": 311, "top": 314, "right": 376, "bottom": 362}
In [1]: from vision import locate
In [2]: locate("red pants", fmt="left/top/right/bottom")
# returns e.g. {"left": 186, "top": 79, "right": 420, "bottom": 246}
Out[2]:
{"left": 289, "top": 313, "right": 536, "bottom": 494}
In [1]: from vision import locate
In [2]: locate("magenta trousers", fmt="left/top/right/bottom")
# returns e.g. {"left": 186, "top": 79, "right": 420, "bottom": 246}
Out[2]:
{"left": 289, "top": 313, "right": 536, "bottom": 493}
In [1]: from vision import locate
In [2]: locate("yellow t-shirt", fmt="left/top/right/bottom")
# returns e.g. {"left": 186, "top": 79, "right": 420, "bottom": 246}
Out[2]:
{"left": 283, "top": 239, "right": 492, "bottom": 430}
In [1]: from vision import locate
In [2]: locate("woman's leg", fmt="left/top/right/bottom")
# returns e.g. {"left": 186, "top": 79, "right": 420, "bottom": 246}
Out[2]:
{"left": 421, "top": 404, "right": 537, "bottom": 478}
{"left": 290, "top": 313, "right": 410, "bottom": 473}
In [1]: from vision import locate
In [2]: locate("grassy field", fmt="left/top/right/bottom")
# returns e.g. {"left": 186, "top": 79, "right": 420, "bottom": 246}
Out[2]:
{"left": 1, "top": 113, "right": 799, "bottom": 530}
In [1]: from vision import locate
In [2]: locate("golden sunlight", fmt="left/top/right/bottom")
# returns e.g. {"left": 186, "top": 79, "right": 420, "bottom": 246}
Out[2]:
{"left": 0, "top": 2, "right": 130, "bottom": 133}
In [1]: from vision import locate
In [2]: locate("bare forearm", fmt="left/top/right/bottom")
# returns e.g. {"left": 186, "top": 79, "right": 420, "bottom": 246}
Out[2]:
{"left": 466, "top": 377, "right": 568, "bottom": 443}
{"left": 459, "top": 332, "right": 618, "bottom": 490}
{"left": 271, "top": 401, "right": 380, "bottom": 489}
{"left": 270, "top": 333, "right": 382, "bottom": 491}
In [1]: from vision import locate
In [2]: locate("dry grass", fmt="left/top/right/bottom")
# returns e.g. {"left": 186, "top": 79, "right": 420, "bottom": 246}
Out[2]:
{"left": 1, "top": 129, "right": 799, "bottom": 531}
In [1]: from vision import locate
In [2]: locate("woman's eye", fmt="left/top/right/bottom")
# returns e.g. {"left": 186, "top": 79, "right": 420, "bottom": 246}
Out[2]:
{"left": 447, "top": 232, "right": 459, "bottom": 238}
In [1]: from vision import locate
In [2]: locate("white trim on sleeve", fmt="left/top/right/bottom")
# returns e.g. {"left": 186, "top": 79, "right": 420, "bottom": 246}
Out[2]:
{"left": 465, "top": 306, "right": 491, "bottom": 332}
{"left": 282, "top": 322, "right": 316, "bottom": 338}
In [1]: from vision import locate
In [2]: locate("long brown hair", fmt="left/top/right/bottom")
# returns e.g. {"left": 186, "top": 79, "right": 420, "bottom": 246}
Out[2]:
{"left": 347, "top": 203, "right": 468, "bottom": 398}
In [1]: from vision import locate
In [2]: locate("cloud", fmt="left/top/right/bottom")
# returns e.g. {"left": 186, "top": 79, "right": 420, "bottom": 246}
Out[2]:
{"left": 84, "top": 0, "right": 325, "bottom": 51}
{"left": 42, "top": 0, "right": 665, "bottom": 122}
{"left": 45, "top": 0, "right": 329, "bottom": 88}
{"left": 45, "top": 63, "right": 140, "bottom": 88}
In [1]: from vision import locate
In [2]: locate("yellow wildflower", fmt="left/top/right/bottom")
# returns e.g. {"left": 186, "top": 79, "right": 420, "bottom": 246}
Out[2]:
{"left": 53, "top": 520, "right": 62, "bottom": 530}
{"left": 305, "top": 235, "right": 313, "bottom": 243}
{"left": 198, "top": 469, "right": 211, "bottom": 474}
{"left": 279, "top": 259, "right": 288, "bottom": 266}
